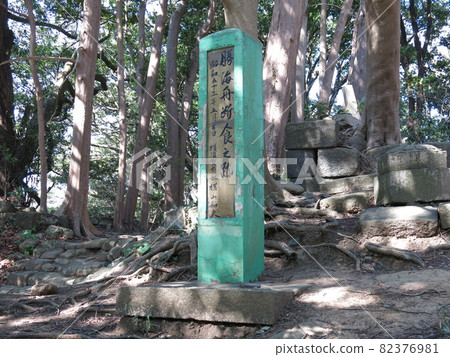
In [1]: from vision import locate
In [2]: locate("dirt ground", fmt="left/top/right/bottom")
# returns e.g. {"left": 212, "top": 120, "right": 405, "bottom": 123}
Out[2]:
{"left": 0, "top": 213, "right": 449, "bottom": 339}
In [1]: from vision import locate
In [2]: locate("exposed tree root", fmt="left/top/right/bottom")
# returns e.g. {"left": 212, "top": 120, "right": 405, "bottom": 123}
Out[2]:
{"left": 365, "top": 243, "right": 425, "bottom": 267}
{"left": 264, "top": 240, "right": 297, "bottom": 259}
{"left": 266, "top": 207, "right": 344, "bottom": 219}
{"left": 424, "top": 244, "right": 450, "bottom": 254}
{"left": 264, "top": 221, "right": 354, "bottom": 240}
{"left": 302, "top": 243, "right": 361, "bottom": 271}
{"left": 165, "top": 264, "right": 197, "bottom": 281}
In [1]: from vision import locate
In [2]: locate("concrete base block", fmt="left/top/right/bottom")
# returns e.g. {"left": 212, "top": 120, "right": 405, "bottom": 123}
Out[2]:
{"left": 317, "top": 147, "right": 360, "bottom": 178}
{"left": 319, "top": 191, "right": 373, "bottom": 213}
{"left": 360, "top": 206, "right": 438, "bottom": 238}
{"left": 285, "top": 119, "right": 339, "bottom": 149}
{"left": 438, "top": 202, "right": 450, "bottom": 229}
{"left": 116, "top": 282, "right": 309, "bottom": 325}
{"left": 319, "top": 174, "right": 375, "bottom": 194}
{"left": 428, "top": 142, "right": 450, "bottom": 168}
{"left": 375, "top": 167, "right": 450, "bottom": 205}
{"left": 378, "top": 145, "right": 447, "bottom": 175}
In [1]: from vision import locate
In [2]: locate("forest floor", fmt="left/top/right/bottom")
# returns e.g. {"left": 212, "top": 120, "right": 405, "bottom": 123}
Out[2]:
{"left": 0, "top": 211, "right": 449, "bottom": 339}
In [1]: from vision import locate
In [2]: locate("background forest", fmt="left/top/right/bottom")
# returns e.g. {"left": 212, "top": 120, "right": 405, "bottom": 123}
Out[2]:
{"left": 0, "top": 0, "right": 449, "bottom": 234}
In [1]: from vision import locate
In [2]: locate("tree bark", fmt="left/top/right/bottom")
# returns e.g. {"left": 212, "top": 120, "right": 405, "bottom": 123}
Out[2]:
{"left": 24, "top": 0, "right": 47, "bottom": 212}
{"left": 56, "top": 0, "right": 102, "bottom": 238}
{"left": 318, "top": 0, "right": 327, "bottom": 110}
{"left": 222, "top": 0, "right": 258, "bottom": 41}
{"left": 123, "top": 0, "right": 168, "bottom": 226}
{"left": 263, "top": 0, "right": 305, "bottom": 172}
{"left": 292, "top": 0, "right": 308, "bottom": 123}
{"left": 347, "top": 0, "right": 367, "bottom": 105}
{"left": 113, "top": 0, "right": 127, "bottom": 231}
{"left": 363, "top": 0, "right": 401, "bottom": 149}
{"left": 318, "top": 0, "right": 354, "bottom": 112}
{"left": 177, "top": 0, "right": 218, "bottom": 208}
{"left": 164, "top": 0, "right": 188, "bottom": 212}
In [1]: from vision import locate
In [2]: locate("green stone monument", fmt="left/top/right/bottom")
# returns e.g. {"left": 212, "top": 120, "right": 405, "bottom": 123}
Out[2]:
{"left": 197, "top": 29, "right": 265, "bottom": 283}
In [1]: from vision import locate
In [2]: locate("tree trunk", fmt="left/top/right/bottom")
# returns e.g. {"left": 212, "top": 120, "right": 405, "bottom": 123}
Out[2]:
{"left": 164, "top": 0, "right": 188, "bottom": 212}
{"left": 292, "top": 0, "right": 308, "bottom": 123}
{"left": 25, "top": 0, "right": 47, "bottom": 212}
{"left": 347, "top": 0, "right": 367, "bottom": 105}
{"left": 113, "top": 0, "right": 127, "bottom": 231}
{"left": 177, "top": 0, "right": 218, "bottom": 207}
{"left": 56, "top": 0, "right": 102, "bottom": 238}
{"left": 318, "top": 0, "right": 354, "bottom": 112}
{"left": 0, "top": 0, "right": 15, "bottom": 197}
{"left": 123, "top": 0, "right": 168, "bottom": 226}
{"left": 222, "top": 0, "right": 258, "bottom": 41}
{"left": 136, "top": 0, "right": 147, "bottom": 110}
{"left": 263, "top": 0, "right": 305, "bottom": 172}
{"left": 318, "top": 0, "right": 327, "bottom": 114}
{"left": 362, "top": 0, "right": 401, "bottom": 149}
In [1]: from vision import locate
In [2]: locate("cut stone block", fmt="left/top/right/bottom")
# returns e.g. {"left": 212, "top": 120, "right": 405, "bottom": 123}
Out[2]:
{"left": 375, "top": 167, "right": 450, "bottom": 204}
{"left": 319, "top": 174, "right": 375, "bottom": 194}
{"left": 285, "top": 119, "right": 339, "bottom": 149}
{"left": 366, "top": 144, "right": 400, "bottom": 173}
{"left": 438, "top": 202, "right": 450, "bottom": 229}
{"left": 428, "top": 142, "right": 450, "bottom": 168}
{"left": 378, "top": 144, "right": 446, "bottom": 175}
{"left": 319, "top": 191, "right": 373, "bottom": 213}
{"left": 359, "top": 206, "right": 438, "bottom": 238}
{"left": 8, "top": 271, "right": 34, "bottom": 287}
{"left": 317, "top": 147, "right": 360, "bottom": 178}
{"left": 286, "top": 149, "right": 316, "bottom": 179}
{"left": 116, "top": 282, "right": 302, "bottom": 325}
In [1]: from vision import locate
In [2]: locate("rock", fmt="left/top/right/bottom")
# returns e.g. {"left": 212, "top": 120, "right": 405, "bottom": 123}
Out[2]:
{"left": 59, "top": 249, "right": 76, "bottom": 259}
{"left": 40, "top": 263, "right": 60, "bottom": 272}
{"left": 285, "top": 149, "right": 316, "bottom": 179}
{"left": 377, "top": 144, "right": 447, "bottom": 175}
{"left": 277, "top": 181, "right": 305, "bottom": 195}
{"left": 45, "top": 225, "right": 64, "bottom": 238}
{"left": 98, "top": 217, "right": 113, "bottom": 229}
{"left": 8, "top": 252, "right": 26, "bottom": 261}
{"left": 107, "top": 246, "right": 122, "bottom": 261}
{"left": 333, "top": 113, "right": 360, "bottom": 129}
{"left": 12, "top": 212, "right": 41, "bottom": 230}
{"left": 18, "top": 238, "right": 39, "bottom": 254}
{"left": 285, "top": 119, "right": 339, "bottom": 149}
{"left": 101, "top": 240, "right": 116, "bottom": 251}
{"left": 31, "top": 284, "right": 58, "bottom": 296}
{"left": 83, "top": 238, "right": 109, "bottom": 250}
{"left": 438, "top": 202, "right": 450, "bottom": 229}
{"left": 27, "top": 272, "right": 74, "bottom": 287}
{"left": 8, "top": 271, "right": 34, "bottom": 287}
{"left": 21, "top": 207, "right": 36, "bottom": 212}
{"left": 20, "top": 259, "right": 52, "bottom": 271}
{"left": 61, "top": 228, "right": 74, "bottom": 239}
{"left": 375, "top": 168, "right": 450, "bottom": 205}
{"left": 83, "top": 267, "right": 116, "bottom": 283}
{"left": 186, "top": 207, "right": 198, "bottom": 232}
{"left": 55, "top": 258, "right": 70, "bottom": 265}
{"left": 366, "top": 144, "right": 400, "bottom": 173}
{"left": 40, "top": 248, "right": 64, "bottom": 259}
{"left": 428, "top": 142, "right": 450, "bottom": 167}
{"left": 320, "top": 174, "right": 375, "bottom": 194}
{"left": 163, "top": 208, "right": 185, "bottom": 230}
{"left": 319, "top": 191, "right": 373, "bottom": 213}
{"left": 317, "top": 147, "right": 361, "bottom": 178}
{"left": 359, "top": 206, "right": 438, "bottom": 238}
{"left": 0, "top": 200, "right": 16, "bottom": 213}
{"left": 40, "top": 213, "right": 69, "bottom": 228}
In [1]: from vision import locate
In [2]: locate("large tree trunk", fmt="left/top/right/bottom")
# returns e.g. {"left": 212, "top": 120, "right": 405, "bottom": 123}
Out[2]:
{"left": 123, "top": 0, "right": 168, "bottom": 226}
{"left": 56, "top": 0, "right": 102, "bottom": 238}
{"left": 292, "top": 0, "right": 308, "bottom": 123}
{"left": 177, "top": 0, "right": 218, "bottom": 207}
{"left": 222, "top": 0, "right": 258, "bottom": 40}
{"left": 353, "top": 0, "right": 401, "bottom": 150}
{"left": 347, "top": 0, "right": 367, "bottom": 105}
{"left": 318, "top": 0, "right": 354, "bottom": 113}
{"left": 263, "top": 0, "right": 305, "bottom": 172}
{"left": 0, "top": 0, "right": 15, "bottom": 197}
{"left": 164, "top": 0, "right": 188, "bottom": 212}
{"left": 25, "top": 0, "right": 47, "bottom": 212}
{"left": 113, "top": 0, "right": 127, "bottom": 231}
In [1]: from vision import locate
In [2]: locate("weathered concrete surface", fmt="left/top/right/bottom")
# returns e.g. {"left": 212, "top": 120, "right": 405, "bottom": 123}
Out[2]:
{"left": 317, "top": 147, "right": 361, "bottom": 178}
{"left": 375, "top": 167, "right": 450, "bottom": 204}
{"left": 438, "top": 202, "right": 450, "bottom": 229}
{"left": 277, "top": 181, "right": 305, "bottom": 195}
{"left": 366, "top": 144, "right": 400, "bottom": 173}
{"left": 319, "top": 191, "right": 373, "bottom": 213}
{"left": 286, "top": 149, "right": 316, "bottom": 179}
{"left": 428, "top": 142, "right": 450, "bottom": 168}
{"left": 377, "top": 144, "right": 446, "bottom": 175}
{"left": 116, "top": 282, "right": 306, "bottom": 325}
{"left": 320, "top": 174, "right": 375, "bottom": 194}
{"left": 359, "top": 206, "right": 438, "bottom": 238}
{"left": 285, "top": 119, "right": 339, "bottom": 149}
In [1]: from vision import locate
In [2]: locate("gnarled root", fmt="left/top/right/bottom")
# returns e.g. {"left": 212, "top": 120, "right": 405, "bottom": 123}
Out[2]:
{"left": 365, "top": 243, "right": 425, "bottom": 267}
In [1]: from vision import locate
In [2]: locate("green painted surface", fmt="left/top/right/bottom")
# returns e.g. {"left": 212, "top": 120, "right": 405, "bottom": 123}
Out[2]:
{"left": 198, "top": 29, "right": 264, "bottom": 283}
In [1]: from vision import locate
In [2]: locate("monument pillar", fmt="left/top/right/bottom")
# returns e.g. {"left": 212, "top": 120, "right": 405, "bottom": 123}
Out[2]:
{"left": 197, "top": 29, "right": 264, "bottom": 283}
